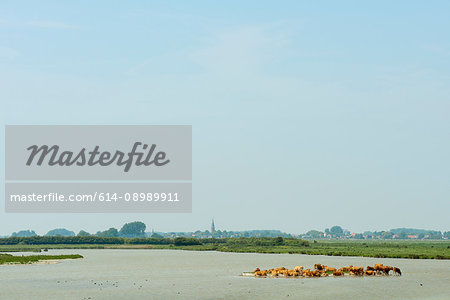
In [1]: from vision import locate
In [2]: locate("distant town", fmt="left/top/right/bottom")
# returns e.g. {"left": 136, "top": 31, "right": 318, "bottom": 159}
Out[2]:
{"left": 4, "top": 220, "right": 449, "bottom": 240}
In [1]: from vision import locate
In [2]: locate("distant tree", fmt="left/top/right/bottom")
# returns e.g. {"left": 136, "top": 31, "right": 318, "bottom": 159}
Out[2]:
{"left": 173, "top": 237, "right": 202, "bottom": 246}
{"left": 353, "top": 233, "right": 364, "bottom": 239}
{"left": 119, "top": 221, "right": 146, "bottom": 238}
{"left": 97, "top": 228, "right": 119, "bottom": 237}
{"left": 45, "top": 228, "right": 75, "bottom": 237}
{"left": 381, "top": 231, "right": 393, "bottom": 239}
{"left": 391, "top": 228, "right": 441, "bottom": 236}
{"left": 150, "top": 232, "right": 163, "bottom": 238}
{"left": 330, "top": 226, "right": 343, "bottom": 236}
{"left": 77, "top": 230, "right": 91, "bottom": 236}
{"left": 11, "top": 230, "right": 37, "bottom": 237}
{"left": 306, "top": 230, "right": 323, "bottom": 238}
{"left": 425, "top": 232, "right": 442, "bottom": 240}
{"left": 398, "top": 232, "right": 408, "bottom": 239}
{"left": 274, "top": 237, "right": 284, "bottom": 245}
{"left": 324, "top": 228, "right": 330, "bottom": 235}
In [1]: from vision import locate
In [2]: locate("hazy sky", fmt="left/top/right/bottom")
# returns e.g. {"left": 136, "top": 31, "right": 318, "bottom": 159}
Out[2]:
{"left": 1, "top": 1, "right": 449, "bottom": 236}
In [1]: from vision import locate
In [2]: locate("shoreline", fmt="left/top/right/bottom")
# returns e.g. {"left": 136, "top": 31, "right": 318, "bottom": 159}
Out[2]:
{"left": 1, "top": 259, "right": 62, "bottom": 266}
{"left": 2, "top": 247, "right": 449, "bottom": 261}
{"left": 1, "top": 239, "right": 449, "bottom": 260}
{"left": 0, "top": 254, "right": 83, "bottom": 265}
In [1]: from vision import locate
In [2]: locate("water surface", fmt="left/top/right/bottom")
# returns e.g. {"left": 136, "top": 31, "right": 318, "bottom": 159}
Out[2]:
{"left": 1, "top": 249, "right": 449, "bottom": 299}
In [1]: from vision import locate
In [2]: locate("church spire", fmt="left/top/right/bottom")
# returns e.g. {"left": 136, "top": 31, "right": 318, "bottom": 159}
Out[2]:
{"left": 211, "top": 218, "right": 215, "bottom": 233}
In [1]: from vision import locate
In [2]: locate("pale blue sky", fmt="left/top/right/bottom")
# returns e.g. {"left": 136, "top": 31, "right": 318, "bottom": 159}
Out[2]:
{"left": 1, "top": 1, "right": 449, "bottom": 235}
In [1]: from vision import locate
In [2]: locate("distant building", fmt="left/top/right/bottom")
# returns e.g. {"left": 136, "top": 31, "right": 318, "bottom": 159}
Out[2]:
{"left": 211, "top": 219, "right": 215, "bottom": 233}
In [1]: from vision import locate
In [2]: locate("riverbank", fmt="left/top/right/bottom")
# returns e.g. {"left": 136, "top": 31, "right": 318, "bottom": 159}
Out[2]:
{"left": 165, "top": 240, "right": 450, "bottom": 259}
{"left": 0, "top": 253, "right": 83, "bottom": 265}
{"left": 0, "top": 238, "right": 448, "bottom": 259}
{"left": 2, "top": 249, "right": 449, "bottom": 299}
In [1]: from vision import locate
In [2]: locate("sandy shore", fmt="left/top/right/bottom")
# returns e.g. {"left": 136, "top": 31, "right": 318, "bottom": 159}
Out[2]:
{"left": 1, "top": 258, "right": 83, "bottom": 266}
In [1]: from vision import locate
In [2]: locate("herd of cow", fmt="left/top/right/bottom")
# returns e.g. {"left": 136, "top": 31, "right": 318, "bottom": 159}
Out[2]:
{"left": 252, "top": 263, "right": 402, "bottom": 278}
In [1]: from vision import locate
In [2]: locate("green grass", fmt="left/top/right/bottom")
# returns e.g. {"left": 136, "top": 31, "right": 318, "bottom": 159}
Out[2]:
{"left": 0, "top": 253, "right": 83, "bottom": 264}
{"left": 0, "top": 239, "right": 448, "bottom": 259}
{"left": 156, "top": 240, "right": 450, "bottom": 259}
{"left": 298, "top": 240, "right": 450, "bottom": 259}
{"left": 0, "top": 244, "right": 107, "bottom": 252}
{"left": 0, "top": 246, "right": 42, "bottom": 252}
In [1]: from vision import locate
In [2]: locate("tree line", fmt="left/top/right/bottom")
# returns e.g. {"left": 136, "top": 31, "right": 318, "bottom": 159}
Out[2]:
{"left": 11, "top": 221, "right": 148, "bottom": 238}
{"left": 0, "top": 236, "right": 307, "bottom": 247}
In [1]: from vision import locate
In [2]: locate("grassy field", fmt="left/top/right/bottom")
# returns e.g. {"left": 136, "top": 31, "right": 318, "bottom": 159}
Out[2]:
{"left": 0, "top": 253, "right": 83, "bottom": 265}
{"left": 0, "top": 238, "right": 448, "bottom": 259}
{"left": 163, "top": 240, "right": 450, "bottom": 259}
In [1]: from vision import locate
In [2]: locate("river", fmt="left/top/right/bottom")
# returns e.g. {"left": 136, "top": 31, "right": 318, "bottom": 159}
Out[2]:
{"left": 1, "top": 249, "right": 449, "bottom": 299}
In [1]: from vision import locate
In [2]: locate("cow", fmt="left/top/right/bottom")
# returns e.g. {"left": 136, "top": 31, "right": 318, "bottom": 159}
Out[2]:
{"left": 304, "top": 269, "right": 319, "bottom": 277}
{"left": 314, "top": 264, "right": 325, "bottom": 271}
{"left": 254, "top": 271, "right": 263, "bottom": 277}
{"left": 333, "top": 270, "right": 344, "bottom": 276}
{"left": 325, "top": 266, "right": 337, "bottom": 273}
{"left": 374, "top": 264, "right": 384, "bottom": 275}
{"left": 393, "top": 267, "right": 402, "bottom": 276}
{"left": 382, "top": 266, "right": 393, "bottom": 276}
{"left": 287, "top": 269, "right": 301, "bottom": 277}
{"left": 294, "top": 266, "right": 304, "bottom": 272}
{"left": 365, "top": 270, "right": 375, "bottom": 276}
{"left": 253, "top": 268, "right": 260, "bottom": 273}
{"left": 340, "top": 265, "right": 353, "bottom": 273}
{"left": 350, "top": 267, "right": 364, "bottom": 276}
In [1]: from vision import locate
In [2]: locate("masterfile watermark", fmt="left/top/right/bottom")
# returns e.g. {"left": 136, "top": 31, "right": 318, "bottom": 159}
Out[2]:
{"left": 26, "top": 142, "right": 170, "bottom": 172}
{"left": 5, "top": 125, "right": 192, "bottom": 213}
{"left": 6, "top": 125, "right": 191, "bottom": 180}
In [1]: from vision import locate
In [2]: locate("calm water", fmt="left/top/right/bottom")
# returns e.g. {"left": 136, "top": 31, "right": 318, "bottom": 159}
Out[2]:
{"left": 1, "top": 249, "right": 449, "bottom": 299}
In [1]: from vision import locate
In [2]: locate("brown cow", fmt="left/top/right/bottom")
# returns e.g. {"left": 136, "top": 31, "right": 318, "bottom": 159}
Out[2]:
{"left": 366, "top": 266, "right": 374, "bottom": 271}
{"left": 253, "top": 268, "right": 260, "bottom": 273}
{"left": 365, "top": 270, "right": 375, "bottom": 276}
{"left": 349, "top": 267, "right": 364, "bottom": 276}
{"left": 254, "top": 271, "right": 264, "bottom": 277}
{"left": 294, "top": 266, "right": 303, "bottom": 272}
{"left": 340, "top": 265, "right": 353, "bottom": 272}
{"left": 314, "top": 264, "right": 325, "bottom": 271}
{"left": 374, "top": 264, "right": 384, "bottom": 275}
{"left": 287, "top": 269, "right": 301, "bottom": 277}
{"left": 325, "top": 266, "right": 337, "bottom": 273}
{"left": 382, "top": 266, "right": 393, "bottom": 275}
{"left": 304, "top": 270, "right": 320, "bottom": 277}
{"left": 315, "top": 270, "right": 322, "bottom": 277}
{"left": 393, "top": 267, "right": 402, "bottom": 276}
{"left": 333, "top": 270, "right": 344, "bottom": 276}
